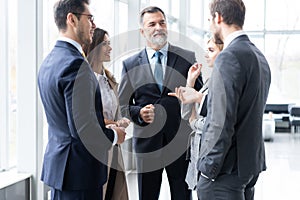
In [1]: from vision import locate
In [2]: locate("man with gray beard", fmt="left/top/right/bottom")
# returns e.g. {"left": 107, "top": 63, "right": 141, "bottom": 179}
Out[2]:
{"left": 118, "top": 6, "right": 203, "bottom": 200}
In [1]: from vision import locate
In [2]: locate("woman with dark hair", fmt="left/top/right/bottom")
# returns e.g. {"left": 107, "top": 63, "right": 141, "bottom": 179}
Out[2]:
{"left": 85, "top": 28, "right": 130, "bottom": 200}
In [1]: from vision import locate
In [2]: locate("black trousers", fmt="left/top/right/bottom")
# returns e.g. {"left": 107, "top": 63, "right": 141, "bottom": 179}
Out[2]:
{"left": 137, "top": 153, "right": 192, "bottom": 200}
{"left": 196, "top": 172, "right": 259, "bottom": 200}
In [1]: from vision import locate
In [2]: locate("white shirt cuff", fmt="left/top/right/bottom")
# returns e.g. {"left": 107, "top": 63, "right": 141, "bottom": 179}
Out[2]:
{"left": 111, "top": 128, "right": 118, "bottom": 145}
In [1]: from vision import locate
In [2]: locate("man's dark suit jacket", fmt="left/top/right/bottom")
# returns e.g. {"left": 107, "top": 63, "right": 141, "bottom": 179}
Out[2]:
{"left": 38, "top": 41, "right": 114, "bottom": 190}
{"left": 198, "top": 35, "right": 271, "bottom": 179}
{"left": 118, "top": 44, "right": 203, "bottom": 156}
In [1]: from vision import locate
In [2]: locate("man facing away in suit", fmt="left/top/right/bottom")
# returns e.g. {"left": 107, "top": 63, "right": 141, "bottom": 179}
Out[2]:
{"left": 197, "top": 0, "right": 271, "bottom": 199}
{"left": 37, "top": 0, "right": 126, "bottom": 199}
{"left": 118, "top": 6, "right": 203, "bottom": 200}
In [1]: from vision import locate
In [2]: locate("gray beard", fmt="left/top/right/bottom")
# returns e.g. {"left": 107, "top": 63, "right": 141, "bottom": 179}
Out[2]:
{"left": 150, "top": 35, "right": 167, "bottom": 47}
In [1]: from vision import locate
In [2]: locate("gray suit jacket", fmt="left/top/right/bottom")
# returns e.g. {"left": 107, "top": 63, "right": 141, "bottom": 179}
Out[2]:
{"left": 198, "top": 35, "right": 271, "bottom": 179}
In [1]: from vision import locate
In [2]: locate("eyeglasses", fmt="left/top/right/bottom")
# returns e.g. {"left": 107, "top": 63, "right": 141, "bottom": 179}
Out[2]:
{"left": 72, "top": 12, "right": 94, "bottom": 23}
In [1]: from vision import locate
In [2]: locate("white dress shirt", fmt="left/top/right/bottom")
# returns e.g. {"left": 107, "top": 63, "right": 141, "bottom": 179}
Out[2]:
{"left": 58, "top": 36, "right": 85, "bottom": 55}
{"left": 223, "top": 30, "right": 246, "bottom": 50}
{"left": 145, "top": 43, "right": 169, "bottom": 79}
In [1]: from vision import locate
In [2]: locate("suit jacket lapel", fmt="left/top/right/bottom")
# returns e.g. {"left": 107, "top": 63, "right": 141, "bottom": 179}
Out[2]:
{"left": 138, "top": 48, "right": 150, "bottom": 68}
{"left": 139, "top": 48, "right": 162, "bottom": 93}
{"left": 164, "top": 44, "right": 179, "bottom": 92}
{"left": 138, "top": 49, "right": 154, "bottom": 79}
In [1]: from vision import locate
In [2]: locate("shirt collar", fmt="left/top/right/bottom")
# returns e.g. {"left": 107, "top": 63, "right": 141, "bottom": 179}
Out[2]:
{"left": 223, "top": 30, "right": 246, "bottom": 49}
{"left": 146, "top": 42, "right": 169, "bottom": 59}
{"left": 94, "top": 69, "right": 106, "bottom": 78}
{"left": 58, "top": 36, "right": 84, "bottom": 54}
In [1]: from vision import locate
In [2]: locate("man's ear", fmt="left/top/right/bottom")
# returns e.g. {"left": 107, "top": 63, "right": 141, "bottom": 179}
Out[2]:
{"left": 67, "top": 13, "right": 77, "bottom": 27}
{"left": 214, "top": 12, "right": 222, "bottom": 24}
{"left": 139, "top": 28, "right": 144, "bottom": 37}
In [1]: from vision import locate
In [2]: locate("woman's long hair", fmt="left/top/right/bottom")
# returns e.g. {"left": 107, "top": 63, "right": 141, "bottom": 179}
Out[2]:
{"left": 84, "top": 28, "right": 117, "bottom": 87}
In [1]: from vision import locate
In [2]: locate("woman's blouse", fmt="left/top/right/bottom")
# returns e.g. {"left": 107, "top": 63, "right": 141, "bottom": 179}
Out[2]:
{"left": 94, "top": 71, "right": 118, "bottom": 121}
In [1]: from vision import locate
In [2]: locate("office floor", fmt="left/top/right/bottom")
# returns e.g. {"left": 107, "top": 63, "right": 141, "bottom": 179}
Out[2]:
{"left": 126, "top": 133, "right": 300, "bottom": 200}
{"left": 255, "top": 133, "right": 300, "bottom": 200}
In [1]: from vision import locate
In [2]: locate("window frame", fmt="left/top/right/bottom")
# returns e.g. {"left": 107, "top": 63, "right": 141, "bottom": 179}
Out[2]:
{"left": 0, "top": 0, "right": 10, "bottom": 171}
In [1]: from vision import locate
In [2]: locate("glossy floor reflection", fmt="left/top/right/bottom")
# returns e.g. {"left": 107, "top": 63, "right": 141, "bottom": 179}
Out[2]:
{"left": 255, "top": 133, "right": 300, "bottom": 200}
{"left": 126, "top": 133, "right": 300, "bottom": 200}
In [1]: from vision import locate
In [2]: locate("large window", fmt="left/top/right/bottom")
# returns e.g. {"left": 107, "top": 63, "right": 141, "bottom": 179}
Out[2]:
{"left": 0, "top": 0, "right": 18, "bottom": 171}
{"left": 244, "top": 0, "right": 265, "bottom": 30}
{"left": 266, "top": 0, "right": 300, "bottom": 30}
{"left": 191, "top": 0, "right": 300, "bottom": 103}
{"left": 260, "top": 0, "right": 300, "bottom": 103}
{"left": 103, "top": 0, "right": 300, "bottom": 101}
{"left": 43, "top": 0, "right": 58, "bottom": 56}
{"left": 265, "top": 34, "right": 300, "bottom": 101}
{"left": 90, "top": 0, "right": 115, "bottom": 35}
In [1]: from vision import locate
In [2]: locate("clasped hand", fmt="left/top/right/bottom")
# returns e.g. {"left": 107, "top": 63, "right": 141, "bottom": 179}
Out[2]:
{"left": 105, "top": 118, "right": 130, "bottom": 144}
{"left": 106, "top": 125, "right": 127, "bottom": 144}
{"left": 140, "top": 104, "right": 155, "bottom": 123}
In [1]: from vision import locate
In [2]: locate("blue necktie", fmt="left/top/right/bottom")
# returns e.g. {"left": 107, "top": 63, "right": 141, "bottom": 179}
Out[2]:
{"left": 154, "top": 51, "right": 163, "bottom": 92}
